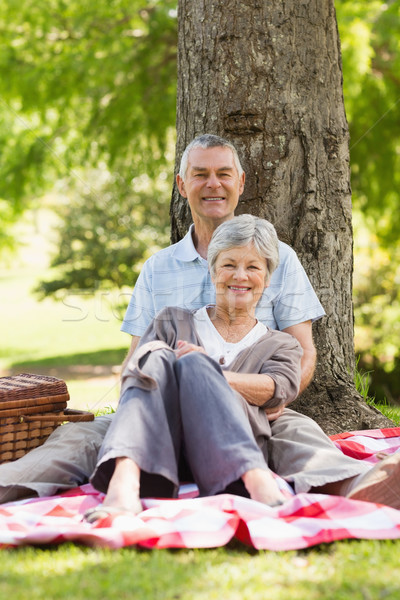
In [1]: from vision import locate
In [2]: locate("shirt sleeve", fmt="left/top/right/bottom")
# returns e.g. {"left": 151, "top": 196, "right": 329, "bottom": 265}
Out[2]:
{"left": 120, "top": 257, "right": 157, "bottom": 337}
{"left": 272, "top": 244, "right": 325, "bottom": 331}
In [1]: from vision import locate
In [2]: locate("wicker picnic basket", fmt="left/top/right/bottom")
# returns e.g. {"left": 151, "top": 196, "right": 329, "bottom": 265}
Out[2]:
{"left": 0, "top": 373, "right": 94, "bottom": 463}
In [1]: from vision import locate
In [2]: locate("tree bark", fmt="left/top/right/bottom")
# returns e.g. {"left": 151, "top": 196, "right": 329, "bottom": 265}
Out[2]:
{"left": 171, "top": 0, "right": 392, "bottom": 434}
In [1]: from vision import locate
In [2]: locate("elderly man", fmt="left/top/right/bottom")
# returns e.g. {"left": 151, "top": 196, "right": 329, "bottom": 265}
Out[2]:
{"left": 3, "top": 133, "right": 369, "bottom": 504}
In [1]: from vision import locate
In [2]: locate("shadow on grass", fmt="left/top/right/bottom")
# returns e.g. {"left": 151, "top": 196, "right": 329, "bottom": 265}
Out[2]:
{"left": 7, "top": 348, "right": 127, "bottom": 378}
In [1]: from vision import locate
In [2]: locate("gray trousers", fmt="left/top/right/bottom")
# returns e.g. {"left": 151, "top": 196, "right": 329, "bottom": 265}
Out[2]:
{"left": 0, "top": 357, "right": 369, "bottom": 503}
{"left": 91, "top": 348, "right": 269, "bottom": 497}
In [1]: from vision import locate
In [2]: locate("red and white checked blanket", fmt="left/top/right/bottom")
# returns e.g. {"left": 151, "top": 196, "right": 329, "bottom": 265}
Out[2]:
{"left": 1, "top": 427, "right": 400, "bottom": 550}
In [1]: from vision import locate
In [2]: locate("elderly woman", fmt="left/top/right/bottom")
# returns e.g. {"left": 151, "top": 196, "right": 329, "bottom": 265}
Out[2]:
{"left": 86, "top": 215, "right": 399, "bottom": 520}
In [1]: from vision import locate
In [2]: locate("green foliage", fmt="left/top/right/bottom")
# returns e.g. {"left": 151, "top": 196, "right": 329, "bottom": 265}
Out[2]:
{"left": 336, "top": 1, "right": 400, "bottom": 401}
{"left": 0, "top": 0, "right": 177, "bottom": 241}
{"left": 35, "top": 173, "right": 170, "bottom": 296}
{"left": 353, "top": 210, "right": 400, "bottom": 403}
{"left": 336, "top": 0, "right": 400, "bottom": 243}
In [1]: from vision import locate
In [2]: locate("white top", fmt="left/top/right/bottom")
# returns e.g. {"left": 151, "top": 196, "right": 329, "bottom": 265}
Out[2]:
{"left": 193, "top": 306, "right": 268, "bottom": 368}
{"left": 121, "top": 224, "right": 325, "bottom": 336}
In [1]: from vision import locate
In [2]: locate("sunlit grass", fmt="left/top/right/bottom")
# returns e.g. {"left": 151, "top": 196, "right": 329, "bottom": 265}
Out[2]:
{"left": 1, "top": 541, "right": 400, "bottom": 600}
{"left": 0, "top": 211, "right": 129, "bottom": 411}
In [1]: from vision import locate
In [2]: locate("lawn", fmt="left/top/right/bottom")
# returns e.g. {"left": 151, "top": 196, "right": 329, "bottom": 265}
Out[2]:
{"left": 1, "top": 211, "right": 400, "bottom": 597}
{"left": 0, "top": 211, "right": 129, "bottom": 412}
{"left": 1, "top": 540, "right": 400, "bottom": 599}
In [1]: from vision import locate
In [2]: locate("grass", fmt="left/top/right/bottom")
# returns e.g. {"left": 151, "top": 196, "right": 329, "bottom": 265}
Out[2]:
{"left": 0, "top": 257, "right": 128, "bottom": 412}
{"left": 1, "top": 210, "right": 400, "bottom": 596}
{"left": 1, "top": 540, "right": 400, "bottom": 600}
{"left": 0, "top": 209, "right": 130, "bottom": 412}
{"left": 354, "top": 358, "right": 400, "bottom": 425}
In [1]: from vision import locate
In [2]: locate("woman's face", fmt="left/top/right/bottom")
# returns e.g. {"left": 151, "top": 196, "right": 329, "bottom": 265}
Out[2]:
{"left": 212, "top": 243, "right": 269, "bottom": 314}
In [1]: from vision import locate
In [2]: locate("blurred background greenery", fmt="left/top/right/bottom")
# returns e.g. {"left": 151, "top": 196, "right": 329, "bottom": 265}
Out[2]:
{"left": 0, "top": 0, "right": 399, "bottom": 409}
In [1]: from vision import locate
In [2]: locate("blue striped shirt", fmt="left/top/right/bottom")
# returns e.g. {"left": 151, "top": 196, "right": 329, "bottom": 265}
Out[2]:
{"left": 121, "top": 225, "right": 325, "bottom": 336}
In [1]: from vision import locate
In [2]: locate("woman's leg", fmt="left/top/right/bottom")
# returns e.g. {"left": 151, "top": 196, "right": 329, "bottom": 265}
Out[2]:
{"left": 101, "top": 457, "right": 142, "bottom": 514}
{"left": 90, "top": 347, "right": 183, "bottom": 504}
{"left": 174, "top": 353, "right": 285, "bottom": 506}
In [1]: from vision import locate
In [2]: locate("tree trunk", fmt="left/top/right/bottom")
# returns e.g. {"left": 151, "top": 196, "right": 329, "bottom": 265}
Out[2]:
{"left": 170, "top": 0, "right": 392, "bottom": 434}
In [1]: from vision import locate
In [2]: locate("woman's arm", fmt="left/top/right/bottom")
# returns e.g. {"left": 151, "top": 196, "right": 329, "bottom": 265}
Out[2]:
{"left": 223, "top": 332, "right": 303, "bottom": 414}
{"left": 223, "top": 371, "right": 276, "bottom": 407}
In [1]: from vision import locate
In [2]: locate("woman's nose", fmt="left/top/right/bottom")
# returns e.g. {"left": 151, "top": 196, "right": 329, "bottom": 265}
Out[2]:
{"left": 233, "top": 266, "right": 247, "bottom": 279}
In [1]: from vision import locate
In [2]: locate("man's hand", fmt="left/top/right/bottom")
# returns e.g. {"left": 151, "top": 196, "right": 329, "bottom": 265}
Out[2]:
{"left": 264, "top": 405, "right": 285, "bottom": 421}
{"left": 174, "top": 340, "right": 207, "bottom": 359}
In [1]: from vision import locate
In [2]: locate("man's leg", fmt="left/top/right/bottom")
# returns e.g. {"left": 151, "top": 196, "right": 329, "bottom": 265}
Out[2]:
{"left": 268, "top": 409, "right": 370, "bottom": 493}
{"left": 0, "top": 415, "right": 112, "bottom": 503}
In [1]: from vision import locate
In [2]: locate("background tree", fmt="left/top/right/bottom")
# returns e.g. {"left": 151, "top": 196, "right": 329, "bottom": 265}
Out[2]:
{"left": 336, "top": 0, "right": 400, "bottom": 405}
{"left": 0, "top": 0, "right": 177, "bottom": 258}
{"left": 1, "top": 1, "right": 399, "bottom": 411}
{"left": 171, "top": 0, "right": 392, "bottom": 434}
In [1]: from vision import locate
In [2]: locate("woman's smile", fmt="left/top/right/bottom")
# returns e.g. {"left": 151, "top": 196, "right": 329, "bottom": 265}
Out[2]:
{"left": 213, "top": 244, "right": 269, "bottom": 312}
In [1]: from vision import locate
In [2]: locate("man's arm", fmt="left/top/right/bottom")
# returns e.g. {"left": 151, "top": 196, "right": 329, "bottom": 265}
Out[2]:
{"left": 121, "top": 335, "right": 141, "bottom": 375}
{"left": 282, "top": 320, "right": 316, "bottom": 394}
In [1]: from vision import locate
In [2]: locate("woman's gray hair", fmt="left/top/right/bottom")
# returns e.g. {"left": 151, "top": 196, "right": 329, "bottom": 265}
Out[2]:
{"left": 178, "top": 134, "right": 244, "bottom": 180}
{"left": 208, "top": 214, "right": 279, "bottom": 281}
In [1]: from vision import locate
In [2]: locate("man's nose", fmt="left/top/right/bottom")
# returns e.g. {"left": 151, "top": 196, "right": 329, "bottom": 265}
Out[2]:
{"left": 206, "top": 173, "right": 221, "bottom": 188}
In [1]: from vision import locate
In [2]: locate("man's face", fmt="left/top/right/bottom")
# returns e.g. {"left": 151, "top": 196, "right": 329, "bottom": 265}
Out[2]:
{"left": 176, "top": 146, "right": 245, "bottom": 224}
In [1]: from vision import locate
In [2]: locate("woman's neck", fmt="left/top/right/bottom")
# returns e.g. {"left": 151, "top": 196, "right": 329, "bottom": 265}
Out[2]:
{"left": 207, "top": 306, "right": 257, "bottom": 343}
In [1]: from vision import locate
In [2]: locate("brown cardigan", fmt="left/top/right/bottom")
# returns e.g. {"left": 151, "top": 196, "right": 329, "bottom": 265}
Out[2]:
{"left": 123, "top": 306, "right": 303, "bottom": 410}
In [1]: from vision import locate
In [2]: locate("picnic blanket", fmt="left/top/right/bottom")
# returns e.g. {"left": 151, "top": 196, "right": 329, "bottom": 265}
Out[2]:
{"left": 1, "top": 427, "right": 400, "bottom": 550}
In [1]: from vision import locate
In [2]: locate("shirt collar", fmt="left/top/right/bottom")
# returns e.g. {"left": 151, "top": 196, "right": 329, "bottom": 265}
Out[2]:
{"left": 172, "top": 224, "right": 206, "bottom": 263}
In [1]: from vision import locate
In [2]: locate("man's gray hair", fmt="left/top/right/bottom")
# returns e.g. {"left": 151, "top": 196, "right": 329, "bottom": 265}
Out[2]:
{"left": 178, "top": 134, "right": 244, "bottom": 180}
{"left": 208, "top": 214, "right": 279, "bottom": 282}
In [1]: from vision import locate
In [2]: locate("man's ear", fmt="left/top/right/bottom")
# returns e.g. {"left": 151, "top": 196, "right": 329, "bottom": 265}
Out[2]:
{"left": 239, "top": 171, "right": 246, "bottom": 196}
{"left": 176, "top": 174, "right": 187, "bottom": 198}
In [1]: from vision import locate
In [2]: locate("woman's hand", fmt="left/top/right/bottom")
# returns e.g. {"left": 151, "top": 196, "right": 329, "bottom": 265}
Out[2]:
{"left": 174, "top": 340, "right": 207, "bottom": 359}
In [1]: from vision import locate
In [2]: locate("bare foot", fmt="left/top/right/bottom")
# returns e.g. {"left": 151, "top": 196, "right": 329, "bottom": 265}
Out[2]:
{"left": 242, "top": 468, "right": 285, "bottom": 507}
{"left": 102, "top": 457, "right": 142, "bottom": 514}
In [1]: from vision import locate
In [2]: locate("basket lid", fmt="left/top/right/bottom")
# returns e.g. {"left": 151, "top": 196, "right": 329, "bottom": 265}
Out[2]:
{"left": 0, "top": 373, "right": 69, "bottom": 402}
